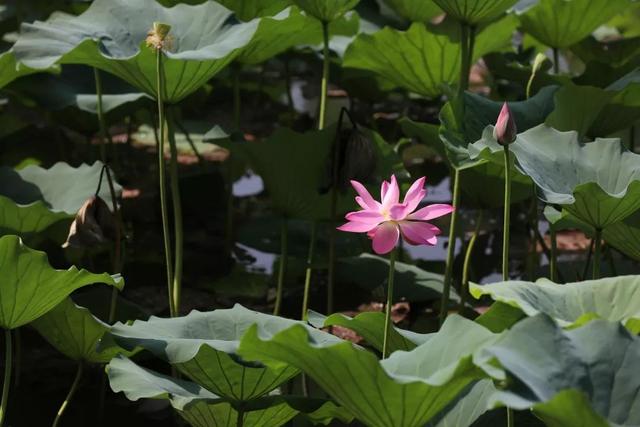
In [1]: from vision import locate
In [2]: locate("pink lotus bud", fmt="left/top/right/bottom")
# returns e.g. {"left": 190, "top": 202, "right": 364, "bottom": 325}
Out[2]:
{"left": 493, "top": 102, "right": 517, "bottom": 146}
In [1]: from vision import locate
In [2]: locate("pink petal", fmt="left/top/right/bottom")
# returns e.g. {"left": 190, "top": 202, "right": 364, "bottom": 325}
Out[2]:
{"left": 355, "top": 196, "right": 369, "bottom": 210}
{"left": 371, "top": 222, "right": 400, "bottom": 254}
{"left": 381, "top": 175, "right": 400, "bottom": 211}
{"left": 380, "top": 180, "right": 390, "bottom": 200}
{"left": 403, "top": 177, "right": 426, "bottom": 212}
{"left": 408, "top": 204, "right": 455, "bottom": 221}
{"left": 350, "top": 180, "right": 380, "bottom": 210}
{"left": 399, "top": 221, "right": 439, "bottom": 246}
{"left": 337, "top": 221, "right": 378, "bottom": 233}
{"left": 345, "top": 210, "right": 384, "bottom": 224}
{"left": 389, "top": 203, "right": 411, "bottom": 221}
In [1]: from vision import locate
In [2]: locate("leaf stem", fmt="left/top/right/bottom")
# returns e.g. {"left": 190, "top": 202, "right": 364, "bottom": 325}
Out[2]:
{"left": 301, "top": 222, "right": 318, "bottom": 321}
{"left": 552, "top": 47, "right": 560, "bottom": 74}
{"left": 167, "top": 110, "right": 184, "bottom": 316}
{"left": 318, "top": 20, "right": 330, "bottom": 130}
{"left": 502, "top": 146, "right": 512, "bottom": 281}
{"left": 439, "top": 168, "right": 461, "bottom": 326}
{"left": 236, "top": 407, "right": 244, "bottom": 427}
{"left": 550, "top": 227, "right": 558, "bottom": 282}
{"left": 593, "top": 228, "right": 602, "bottom": 279}
{"left": 273, "top": 219, "right": 289, "bottom": 316}
{"left": 460, "top": 210, "right": 483, "bottom": 311}
{"left": 382, "top": 248, "right": 397, "bottom": 359}
{"left": 0, "top": 329, "right": 11, "bottom": 427}
{"left": 52, "top": 363, "right": 84, "bottom": 427}
{"left": 156, "top": 48, "right": 175, "bottom": 317}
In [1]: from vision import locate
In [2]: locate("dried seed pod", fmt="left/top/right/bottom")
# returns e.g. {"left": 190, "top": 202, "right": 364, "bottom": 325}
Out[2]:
{"left": 63, "top": 196, "right": 116, "bottom": 249}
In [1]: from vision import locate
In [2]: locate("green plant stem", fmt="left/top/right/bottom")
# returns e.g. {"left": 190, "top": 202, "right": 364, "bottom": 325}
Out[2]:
{"left": 0, "top": 329, "right": 11, "bottom": 427}
{"left": 460, "top": 210, "right": 483, "bottom": 311}
{"left": 458, "top": 23, "right": 470, "bottom": 97}
{"left": 593, "top": 228, "right": 602, "bottom": 279}
{"left": 12, "top": 330, "right": 19, "bottom": 388}
{"left": 502, "top": 146, "right": 512, "bottom": 281}
{"left": 550, "top": 227, "right": 558, "bottom": 282}
{"left": 553, "top": 48, "right": 560, "bottom": 74}
{"left": 167, "top": 110, "right": 184, "bottom": 316}
{"left": 156, "top": 49, "right": 175, "bottom": 317}
{"left": 508, "top": 408, "right": 514, "bottom": 427}
{"left": 382, "top": 249, "right": 397, "bottom": 359}
{"left": 439, "top": 168, "right": 461, "bottom": 326}
{"left": 318, "top": 20, "right": 330, "bottom": 130}
{"left": 236, "top": 408, "right": 244, "bottom": 427}
{"left": 273, "top": 219, "right": 289, "bottom": 316}
{"left": 52, "top": 363, "right": 84, "bottom": 427}
{"left": 301, "top": 222, "right": 318, "bottom": 321}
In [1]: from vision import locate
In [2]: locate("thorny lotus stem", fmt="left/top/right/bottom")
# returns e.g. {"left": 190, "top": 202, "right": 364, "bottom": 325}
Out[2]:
{"left": 382, "top": 248, "right": 397, "bottom": 359}
{"left": 318, "top": 20, "right": 330, "bottom": 130}
{"left": 0, "top": 330, "right": 11, "bottom": 427}
{"left": 273, "top": 219, "right": 289, "bottom": 316}
{"left": 155, "top": 48, "right": 175, "bottom": 316}
{"left": 460, "top": 210, "right": 483, "bottom": 311}
{"left": 502, "top": 146, "right": 512, "bottom": 281}
{"left": 301, "top": 222, "right": 318, "bottom": 321}
{"left": 550, "top": 227, "right": 558, "bottom": 282}
{"left": 167, "top": 110, "right": 184, "bottom": 316}
{"left": 593, "top": 228, "right": 602, "bottom": 279}
{"left": 439, "top": 168, "right": 461, "bottom": 326}
{"left": 52, "top": 363, "right": 84, "bottom": 427}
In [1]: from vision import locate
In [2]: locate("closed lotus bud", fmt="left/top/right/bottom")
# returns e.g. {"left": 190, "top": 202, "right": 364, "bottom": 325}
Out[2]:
{"left": 493, "top": 102, "right": 517, "bottom": 146}
{"left": 146, "top": 22, "right": 173, "bottom": 51}
{"left": 63, "top": 196, "right": 116, "bottom": 249}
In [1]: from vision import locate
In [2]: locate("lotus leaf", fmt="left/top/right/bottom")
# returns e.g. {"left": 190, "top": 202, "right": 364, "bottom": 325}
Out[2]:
{"left": 433, "top": 0, "right": 517, "bottom": 24}
{"left": 603, "top": 211, "right": 640, "bottom": 262}
{"left": 379, "top": 0, "right": 443, "bottom": 22}
{"left": 426, "top": 380, "right": 498, "bottom": 427}
{"left": 0, "top": 50, "right": 47, "bottom": 90}
{"left": 342, "top": 15, "right": 518, "bottom": 97}
{"left": 0, "top": 161, "right": 121, "bottom": 239}
{"left": 0, "top": 235, "right": 123, "bottom": 329}
{"left": 13, "top": 0, "right": 263, "bottom": 103}
{"left": 239, "top": 314, "right": 501, "bottom": 427}
{"left": 292, "top": 0, "right": 360, "bottom": 22}
{"left": 105, "top": 304, "right": 342, "bottom": 401}
{"left": 517, "top": 0, "right": 631, "bottom": 48}
{"left": 469, "top": 124, "right": 640, "bottom": 229}
{"left": 480, "top": 315, "right": 640, "bottom": 427}
{"left": 470, "top": 275, "right": 640, "bottom": 329}
{"left": 31, "top": 298, "right": 133, "bottom": 363}
{"left": 216, "top": 0, "right": 291, "bottom": 21}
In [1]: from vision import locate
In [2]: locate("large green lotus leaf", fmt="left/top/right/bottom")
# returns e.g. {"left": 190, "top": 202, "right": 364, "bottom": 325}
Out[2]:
{"left": 217, "top": 126, "right": 401, "bottom": 220}
{"left": 13, "top": 0, "right": 263, "bottom": 103}
{"left": 379, "top": 0, "right": 443, "bottom": 22}
{"left": 470, "top": 276, "right": 640, "bottom": 330}
{"left": 469, "top": 124, "right": 640, "bottom": 229}
{"left": 433, "top": 0, "right": 517, "bottom": 24}
{"left": 292, "top": 0, "right": 359, "bottom": 22}
{"left": 106, "top": 304, "right": 342, "bottom": 401}
{"left": 239, "top": 314, "right": 502, "bottom": 427}
{"left": 0, "top": 161, "right": 121, "bottom": 238}
{"left": 337, "top": 253, "right": 458, "bottom": 303}
{"left": 474, "top": 301, "right": 526, "bottom": 333}
{"left": 107, "top": 355, "right": 353, "bottom": 427}
{"left": 342, "top": 15, "right": 518, "bottom": 98}
{"left": 216, "top": 0, "right": 291, "bottom": 21}
{"left": 307, "top": 310, "right": 430, "bottom": 353}
{"left": 31, "top": 298, "right": 133, "bottom": 364}
{"left": 427, "top": 380, "right": 498, "bottom": 427}
{"left": 0, "top": 235, "right": 123, "bottom": 329}
{"left": 517, "top": 0, "right": 632, "bottom": 48}
{"left": 479, "top": 315, "right": 640, "bottom": 427}
{"left": 603, "top": 211, "right": 640, "bottom": 262}
{"left": 0, "top": 50, "right": 49, "bottom": 90}
{"left": 572, "top": 37, "right": 640, "bottom": 71}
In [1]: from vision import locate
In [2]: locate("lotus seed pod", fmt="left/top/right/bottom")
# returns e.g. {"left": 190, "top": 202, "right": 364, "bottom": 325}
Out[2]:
{"left": 320, "top": 127, "right": 377, "bottom": 193}
{"left": 493, "top": 102, "right": 517, "bottom": 146}
{"left": 146, "top": 22, "right": 173, "bottom": 51}
{"left": 63, "top": 196, "right": 116, "bottom": 249}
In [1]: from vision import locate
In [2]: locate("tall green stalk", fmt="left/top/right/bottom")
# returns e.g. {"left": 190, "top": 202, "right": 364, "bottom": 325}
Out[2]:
{"left": 382, "top": 249, "right": 397, "bottom": 359}
{"left": 155, "top": 47, "right": 175, "bottom": 317}
{"left": 52, "top": 363, "right": 84, "bottom": 427}
{"left": 301, "top": 222, "right": 318, "bottom": 321}
{"left": 273, "top": 220, "right": 289, "bottom": 316}
{"left": 0, "top": 330, "right": 11, "bottom": 427}
{"left": 318, "top": 21, "right": 330, "bottom": 130}
{"left": 502, "top": 146, "right": 512, "bottom": 281}
{"left": 593, "top": 229, "right": 602, "bottom": 279}
{"left": 167, "top": 111, "right": 184, "bottom": 316}
{"left": 460, "top": 210, "right": 483, "bottom": 311}
{"left": 439, "top": 168, "right": 461, "bottom": 326}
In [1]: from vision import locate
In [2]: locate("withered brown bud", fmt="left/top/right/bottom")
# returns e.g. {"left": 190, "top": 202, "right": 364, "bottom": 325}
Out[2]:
{"left": 63, "top": 196, "right": 116, "bottom": 249}
{"left": 146, "top": 22, "right": 173, "bottom": 51}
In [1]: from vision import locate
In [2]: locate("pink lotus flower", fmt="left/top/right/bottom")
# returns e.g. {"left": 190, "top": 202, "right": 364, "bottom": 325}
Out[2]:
{"left": 493, "top": 102, "right": 517, "bottom": 146}
{"left": 337, "top": 176, "right": 454, "bottom": 254}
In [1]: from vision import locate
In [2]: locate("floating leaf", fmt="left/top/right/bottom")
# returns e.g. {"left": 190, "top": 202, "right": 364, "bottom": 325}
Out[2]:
{"left": 292, "top": 0, "right": 360, "bottom": 22}
{"left": 433, "top": 0, "right": 517, "bottom": 24}
{"left": 470, "top": 124, "right": 640, "bottom": 229}
{"left": 13, "top": 0, "right": 263, "bottom": 103}
{"left": 517, "top": 0, "right": 631, "bottom": 48}
{"left": 106, "top": 304, "right": 342, "bottom": 402}
{"left": 239, "top": 314, "right": 500, "bottom": 427}
{"left": 0, "top": 235, "right": 123, "bottom": 329}
{"left": 470, "top": 275, "right": 640, "bottom": 329}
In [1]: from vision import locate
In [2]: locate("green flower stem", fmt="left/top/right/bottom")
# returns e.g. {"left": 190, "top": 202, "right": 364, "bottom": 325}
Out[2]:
{"left": 318, "top": 20, "right": 330, "bottom": 130}
{"left": 155, "top": 48, "right": 175, "bottom": 317}
{"left": 508, "top": 408, "right": 514, "bottom": 427}
{"left": 301, "top": 222, "right": 318, "bottom": 321}
{"left": 550, "top": 227, "right": 558, "bottom": 282}
{"left": 460, "top": 210, "right": 483, "bottom": 311}
{"left": 593, "top": 228, "right": 602, "bottom": 279}
{"left": 0, "top": 329, "right": 11, "bottom": 427}
{"left": 552, "top": 48, "right": 560, "bottom": 74}
{"left": 236, "top": 407, "right": 244, "bottom": 427}
{"left": 273, "top": 219, "right": 289, "bottom": 316}
{"left": 52, "top": 363, "right": 84, "bottom": 427}
{"left": 382, "top": 248, "right": 397, "bottom": 359}
{"left": 502, "top": 146, "right": 512, "bottom": 281}
{"left": 167, "top": 110, "right": 184, "bottom": 316}
{"left": 458, "top": 23, "right": 470, "bottom": 98}
{"left": 439, "top": 168, "right": 461, "bottom": 326}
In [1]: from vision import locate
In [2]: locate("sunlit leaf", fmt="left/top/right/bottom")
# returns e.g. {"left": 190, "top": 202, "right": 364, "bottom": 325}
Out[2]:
{"left": 292, "top": 0, "right": 359, "bottom": 22}
{"left": 379, "top": 0, "right": 443, "bottom": 22}
{"left": 433, "top": 0, "right": 517, "bottom": 24}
